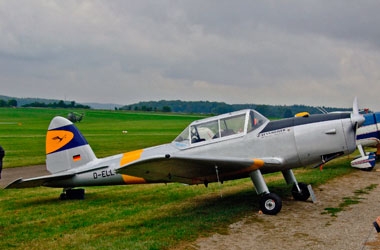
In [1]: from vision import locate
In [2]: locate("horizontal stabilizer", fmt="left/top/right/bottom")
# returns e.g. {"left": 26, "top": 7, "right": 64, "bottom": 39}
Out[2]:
{"left": 5, "top": 172, "right": 75, "bottom": 189}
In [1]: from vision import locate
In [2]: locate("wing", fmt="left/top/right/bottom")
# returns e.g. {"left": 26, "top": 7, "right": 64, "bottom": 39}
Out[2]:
{"left": 5, "top": 172, "right": 75, "bottom": 189}
{"left": 116, "top": 155, "right": 283, "bottom": 185}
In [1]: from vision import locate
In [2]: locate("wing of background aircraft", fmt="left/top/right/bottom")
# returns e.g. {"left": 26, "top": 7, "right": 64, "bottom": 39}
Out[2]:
{"left": 350, "top": 111, "right": 380, "bottom": 171}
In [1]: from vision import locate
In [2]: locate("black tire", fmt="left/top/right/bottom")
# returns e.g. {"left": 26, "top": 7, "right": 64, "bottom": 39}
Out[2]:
{"left": 374, "top": 221, "right": 380, "bottom": 233}
{"left": 66, "top": 189, "right": 85, "bottom": 200}
{"left": 59, "top": 193, "right": 67, "bottom": 200}
{"left": 292, "top": 182, "right": 310, "bottom": 201}
{"left": 360, "top": 166, "right": 375, "bottom": 172}
{"left": 259, "top": 193, "right": 282, "bottom": 215}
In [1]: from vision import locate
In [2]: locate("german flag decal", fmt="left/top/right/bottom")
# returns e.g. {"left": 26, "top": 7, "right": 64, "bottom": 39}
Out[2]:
{"left": 46, "top": 130, "right": 74, "bottom": 154}
{"left": 73, "top": 154, "right": 81, "bottom": 161}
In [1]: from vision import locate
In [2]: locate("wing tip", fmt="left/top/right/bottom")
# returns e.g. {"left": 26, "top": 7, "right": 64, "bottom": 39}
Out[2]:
{"left": 4, "top": 178, "right": 24, "bottom": 189}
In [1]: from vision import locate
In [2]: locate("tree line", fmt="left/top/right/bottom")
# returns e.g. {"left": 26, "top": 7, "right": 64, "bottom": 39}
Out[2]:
{"left": 22, "top": 100, "right": 90, "bottom": 109}
{"left": 0, "top": 99, "right": 90, "bottom": 109}
{"left": 121, "top": 100, "right": 351, "bottom": 118}
{"left": 1, "top": 96, "right": 352, "bottom": 119}
{"left": 0, "top": 99, "right": 18, "bottom": 107}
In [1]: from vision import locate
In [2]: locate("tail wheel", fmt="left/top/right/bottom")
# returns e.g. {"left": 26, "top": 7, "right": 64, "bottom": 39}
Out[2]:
{"left": 67, "top": 188, "right": 85, "bottom": 199}
{"left": 60, "top": 189, "right": 85, "bottom": 200}
{"left": 59, "top": 193, "right": 67, "bottom": 200}
{"left": 259, "top": 193, "right": 282, "bottom": 215}
{"left": 292, "top": 182, "right": 310, "bottom": 201}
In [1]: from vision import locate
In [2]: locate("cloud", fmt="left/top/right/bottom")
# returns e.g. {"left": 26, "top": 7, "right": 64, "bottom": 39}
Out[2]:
{"left": 0, "top": 0, "right": 379, "bottom": 110}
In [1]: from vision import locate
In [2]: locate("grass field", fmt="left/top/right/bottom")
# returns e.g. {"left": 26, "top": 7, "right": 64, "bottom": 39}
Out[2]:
{"left": 0, "top": 108, "right": 203, "bottom": 168}
{"left": 0, "top": 108, "right": 356, "bottom": 249}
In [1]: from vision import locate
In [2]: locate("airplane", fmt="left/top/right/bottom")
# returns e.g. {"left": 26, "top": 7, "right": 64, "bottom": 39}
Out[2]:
{"left": 5, "top": 99, "right": 364, "bottom": 215}
{"left": 350, "top": 111, "right": 380, "bottom": 171}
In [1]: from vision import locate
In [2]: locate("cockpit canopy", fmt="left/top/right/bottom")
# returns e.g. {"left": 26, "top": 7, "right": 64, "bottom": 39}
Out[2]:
{"left": 173, "top": 109, "right": 268, "bottom": 148}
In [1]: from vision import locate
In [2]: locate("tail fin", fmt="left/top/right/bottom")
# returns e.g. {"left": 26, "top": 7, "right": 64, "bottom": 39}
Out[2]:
{"left": 46, "top": 116, "right": 97, "bottom": 174}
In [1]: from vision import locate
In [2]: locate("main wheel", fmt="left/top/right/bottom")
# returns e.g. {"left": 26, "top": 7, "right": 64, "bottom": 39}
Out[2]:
{"left": 361, "top": 166, "right": 375, "bottom": 172}
{"left": 292, "top": 182, "right": 310, "bottom": 201}
{"left": 259, "top": 193, "right": 282, "bottom": 215}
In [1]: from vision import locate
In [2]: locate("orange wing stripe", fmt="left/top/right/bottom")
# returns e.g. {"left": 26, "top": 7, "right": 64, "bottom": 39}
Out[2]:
{"left": 252, "top": 158, "right": 265, "bottom": 168}
{"left": 121, "top": 175, "right": 146, "bottom": 184}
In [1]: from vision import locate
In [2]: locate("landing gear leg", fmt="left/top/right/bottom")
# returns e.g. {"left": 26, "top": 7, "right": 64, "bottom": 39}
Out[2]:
{"left": 282, "top": 169, "right": 310, "bottom": 201}
{"left": 250, "top": 170, "right": 282, "bottom": 215}
{"left": 59, "top": 188, "right": 85, "bottom": 200}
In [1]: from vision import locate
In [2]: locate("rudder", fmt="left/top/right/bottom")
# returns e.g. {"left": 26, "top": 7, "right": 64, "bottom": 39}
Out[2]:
{"left": 46, "top": 116, "right": 97, "bottom": 174}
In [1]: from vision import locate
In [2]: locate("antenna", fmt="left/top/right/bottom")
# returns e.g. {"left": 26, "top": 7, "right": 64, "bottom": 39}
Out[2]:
{"left": 316, "top": 106, "right": 328, "bottom": 114}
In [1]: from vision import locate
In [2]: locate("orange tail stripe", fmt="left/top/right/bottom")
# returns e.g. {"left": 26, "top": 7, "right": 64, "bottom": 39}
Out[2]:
{"left": 120, "top": 149, "right": 144, "bottom": 166}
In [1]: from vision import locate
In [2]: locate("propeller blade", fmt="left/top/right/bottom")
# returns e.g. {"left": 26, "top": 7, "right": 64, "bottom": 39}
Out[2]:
{"left": 351, "top": 97, "right": 364, "bottom": 129}
{"left": 353, "top": 96, "right": 359, "bottom": 115}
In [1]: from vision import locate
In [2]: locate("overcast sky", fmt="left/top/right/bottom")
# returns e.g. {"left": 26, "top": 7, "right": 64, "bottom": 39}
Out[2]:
{"left": 1, "top": 0, "right": 380, "bottom": 110}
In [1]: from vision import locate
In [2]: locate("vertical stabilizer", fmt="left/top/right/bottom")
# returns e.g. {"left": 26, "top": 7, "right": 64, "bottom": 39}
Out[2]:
{"left": 46, "top": 116, "right": 97, "bottom": 174}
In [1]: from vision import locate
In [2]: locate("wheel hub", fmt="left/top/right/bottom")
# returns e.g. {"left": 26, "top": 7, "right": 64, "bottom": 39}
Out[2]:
{"left": 264, "top": 199, "right": 275, "bottom": 210}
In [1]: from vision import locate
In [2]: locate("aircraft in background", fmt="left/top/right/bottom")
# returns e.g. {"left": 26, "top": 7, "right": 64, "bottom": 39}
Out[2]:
{"left": 5, "top": 99, "right": 364, "bottom": 215}
{"left": 350, "top": 111, "right": 380, "bottom": 171}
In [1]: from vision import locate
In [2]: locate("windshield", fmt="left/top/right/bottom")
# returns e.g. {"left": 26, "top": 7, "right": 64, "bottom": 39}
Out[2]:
{"left": 174, "top": 126, "right": 190, "bottom": 142}
{"left": 219, "top": 114, "right": 246, "bottom": 137}
{"left": 190, "top": 120, "right": 219, "bottom": 143}
{"left": 247, "top": 110, "right": 266, "bottom": 132}
{"left": 173, "top": 109, "right": 268, "bottom": 148}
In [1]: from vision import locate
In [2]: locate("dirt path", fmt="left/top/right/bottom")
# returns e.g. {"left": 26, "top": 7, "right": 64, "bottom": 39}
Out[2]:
{"left": 3, "top": 166, "right": 380, "bottom": 249}
{"left": 0, "top": 165, "right": 49, "bottom": 188}
{"left": 184, "top": 169, "right": 380, "bottom": 250}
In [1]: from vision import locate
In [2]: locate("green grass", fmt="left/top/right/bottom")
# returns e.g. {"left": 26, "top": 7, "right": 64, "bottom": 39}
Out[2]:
{"left": 0, "top": 107, "right": 358, "bottom": 249}
{"left": 0, "top": 163, "right": 354, "bottom": 250}
{"left": 0, "top": 108, "right": 203, "bottom": 167}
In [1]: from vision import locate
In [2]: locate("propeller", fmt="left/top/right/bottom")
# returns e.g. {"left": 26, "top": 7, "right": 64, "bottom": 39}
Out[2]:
{"left": 313, "top": 97, "right": 364, "bottom": 171}
{"left": 351, "top": 97, "right": 365, "bottom": 131}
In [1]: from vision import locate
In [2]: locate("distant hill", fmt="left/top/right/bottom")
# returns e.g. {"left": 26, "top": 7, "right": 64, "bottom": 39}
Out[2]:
{"left": 83, "top": 102, "right": 123, "bottom": 110}
{"left": 120, "top": 100, "right": 351, "bottom": 118}
{"left": 0, "top": 95, "right": 352, "bottom": 118}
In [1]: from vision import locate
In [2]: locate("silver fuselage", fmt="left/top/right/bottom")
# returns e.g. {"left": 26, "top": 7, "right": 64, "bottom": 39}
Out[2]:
{"left": 46, "top": 112, "right": 355, "bottom": 187}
